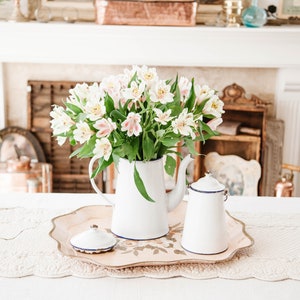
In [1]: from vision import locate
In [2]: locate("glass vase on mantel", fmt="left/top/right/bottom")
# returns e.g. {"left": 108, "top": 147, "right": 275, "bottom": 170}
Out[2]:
{"left": 242, "top": 0, "right": 267, "bottom": 28}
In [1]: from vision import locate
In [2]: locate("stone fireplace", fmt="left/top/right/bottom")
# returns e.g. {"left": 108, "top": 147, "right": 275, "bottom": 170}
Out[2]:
{"left": 1, "top": 22, "right": 300, "bottom": 196}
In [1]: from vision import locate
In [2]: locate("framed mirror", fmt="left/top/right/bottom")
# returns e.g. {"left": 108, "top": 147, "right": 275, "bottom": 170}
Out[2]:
{"left": 278, "top": 0, "right": 300, "bottom": 19}
{"left": 0, "top": 126, "right": 46, "bottom": 162}
{"left": 41, "top": 0, "right": 95, "bottom": 21}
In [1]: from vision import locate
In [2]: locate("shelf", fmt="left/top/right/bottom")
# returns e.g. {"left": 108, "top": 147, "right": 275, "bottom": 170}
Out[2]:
{"left": 1, "top": 22, "right": 300, "bottom": 67}
{"left": 211, "top": 135, "right": 261, "bottom": 142}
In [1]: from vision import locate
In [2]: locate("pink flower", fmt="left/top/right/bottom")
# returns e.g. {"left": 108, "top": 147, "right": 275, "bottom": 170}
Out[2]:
{"left": 121, "top": 112, "right": 142, "bottom": 137}
{"left": 207, "top": 118, "right": 223, "bottom": 131}
{"left": 178, "top": 76, "right": 192, "bottom": 100}
{"left": 94, "top": 118, "right": 116, "bottom": 138}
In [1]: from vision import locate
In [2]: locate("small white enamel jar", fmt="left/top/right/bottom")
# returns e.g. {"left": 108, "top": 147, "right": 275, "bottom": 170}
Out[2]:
{"left": 181, "top": 173, "right": 229, "bottom": 254}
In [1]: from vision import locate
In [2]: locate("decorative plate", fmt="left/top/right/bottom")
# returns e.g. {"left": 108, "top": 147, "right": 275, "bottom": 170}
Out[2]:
{"left": 49, "top": 203, "right": 254, "bottom": 269}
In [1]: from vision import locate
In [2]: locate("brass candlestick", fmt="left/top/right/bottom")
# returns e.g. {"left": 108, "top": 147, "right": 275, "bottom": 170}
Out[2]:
{"left": 223, "top": 0, "right": 243, "bottom": 27}
{"left": 7, "top": 0, "right": 28, "bottom": 22}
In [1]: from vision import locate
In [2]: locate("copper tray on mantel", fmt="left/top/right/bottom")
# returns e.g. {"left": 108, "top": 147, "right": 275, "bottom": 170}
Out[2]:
{"left": 49, "top": 203, "right": 254, "bottom": 269}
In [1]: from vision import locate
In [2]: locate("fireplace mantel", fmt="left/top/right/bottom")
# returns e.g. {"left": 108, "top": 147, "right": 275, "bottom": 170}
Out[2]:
{"left": 1, "top": 22, "right": 300, "bottom": 67}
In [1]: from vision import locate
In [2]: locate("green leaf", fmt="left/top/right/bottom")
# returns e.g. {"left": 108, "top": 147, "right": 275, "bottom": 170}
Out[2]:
{"left": 156, "top": 129, "right": 165, "bottom": 138}
{"left": 170, "top": 75, "right": 178, "bottom": 93}
{"left": 184, "top": 139, "right": 198, "bottom": 156}
{"left": 134, "top": 164, "right": 155, "bottom": 202}
{"left": 143, "top": 134, "right": 155, "bottom": 161}
{"left": 104, "top": 94, "right": 115, "bottom": 114}
{"left": 74, "top": 135, "right": 96, "bottom": 158}
{"left": 173, "top": 84, "right": 182, "bottom": 105}
{"left": 128, "top": 72, "right": 138, "bottom": 87}
{"left": 69, "top": 146, "right": 82, "bottom": 158}
{"left": 91, "top": 156, "right": 113, "bottom": 178}
{"left": 111, "top": 110, "right": 126, "bottom": 122}
{"left": 164, "top": 155, "right": 177, "bottom": 177}
{"left": 200, "top": 122, "right": 217, "bottom": 137}
{"left": 65, "top": 103, "right": 83, "bottom": 114}
{"left": 76, "top": 112, "right": 88, "bottom": 123}
{"left": 169, "top": 103, "right": 182, "bottom": 116}
{"left": 197, "top": 98, "right": 210, "bottom": 112}
{"left": 195, "top": 122, "right": 218, "bottom": 142}
{"left": 114, "top": 143, "right": 133, "bottom": 159}
{"left": 185, "top": 79, "right": 196, "bottom": 112}
{"left": 70, "top": 138, "right": 77, "bottom": 146}
{"left": 161, "top": 136, "right": 181, "bottom": 147}
{"left": 131, "top": 138, "right": 140, "bottom": 160}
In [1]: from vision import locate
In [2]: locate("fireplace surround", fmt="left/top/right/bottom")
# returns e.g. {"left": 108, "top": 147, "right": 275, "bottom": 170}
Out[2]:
{"left": 0, "top": 22, "right": 300, "bottom": 195}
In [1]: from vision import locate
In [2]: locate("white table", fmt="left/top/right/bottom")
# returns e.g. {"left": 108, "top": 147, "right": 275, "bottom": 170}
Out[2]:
{"left": 0, "top": 193, "right": 300, "bottom": 300}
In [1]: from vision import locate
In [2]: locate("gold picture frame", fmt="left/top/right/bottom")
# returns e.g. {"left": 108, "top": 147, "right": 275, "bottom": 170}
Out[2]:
{"left": 0, "top": 126, "right": 46, "bottom": 162}
{"left": 278, "top": 0, "right": 300, "bottom": 19}
{"left": 41, "top": 0, "right": 95, "bottom": 21}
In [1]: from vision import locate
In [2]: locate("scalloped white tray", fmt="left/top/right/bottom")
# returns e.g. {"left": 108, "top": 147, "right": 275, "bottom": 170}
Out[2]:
{"left": 50, "top": 202, "right": 253, "bottom": 269}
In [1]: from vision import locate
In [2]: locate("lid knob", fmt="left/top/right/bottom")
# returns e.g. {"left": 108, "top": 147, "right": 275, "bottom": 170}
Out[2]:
{"left": 190, "top": 172, "right": 225, "bottom": 192}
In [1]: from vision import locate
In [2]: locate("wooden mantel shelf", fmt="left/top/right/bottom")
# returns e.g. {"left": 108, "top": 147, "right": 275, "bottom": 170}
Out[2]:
{"left": 1, "top": 22, "right": 300, "bottom": 68}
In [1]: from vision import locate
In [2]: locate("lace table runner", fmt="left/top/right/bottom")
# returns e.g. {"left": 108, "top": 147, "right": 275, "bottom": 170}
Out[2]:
{"left": 0, "top": 206, "right": 300, "bottom": 281}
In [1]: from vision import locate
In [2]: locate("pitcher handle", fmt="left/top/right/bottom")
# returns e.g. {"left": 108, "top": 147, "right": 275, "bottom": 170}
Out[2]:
{"left": 224, "top": 189, "right": 229, "bottom": 202}
{"left": 89, "top": 156, "right": 115, "bottom": 206}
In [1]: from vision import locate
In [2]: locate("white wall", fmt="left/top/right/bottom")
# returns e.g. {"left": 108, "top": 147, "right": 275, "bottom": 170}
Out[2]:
{"left": 3, "top": 63, "right": 277, "bottom": 127}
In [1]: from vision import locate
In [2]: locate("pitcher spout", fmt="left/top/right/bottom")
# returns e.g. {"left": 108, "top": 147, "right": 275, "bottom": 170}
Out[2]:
{"left": 167, "top": 154, "right": 194, "bottom": 212}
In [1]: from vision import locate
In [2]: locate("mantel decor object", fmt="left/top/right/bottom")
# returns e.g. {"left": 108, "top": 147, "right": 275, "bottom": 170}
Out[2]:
{"left": 278, "top": 0, "right": 300, "bottom": 19}
{"left": 7, "top": 0, "right": 28, "bottom": 22}
{"left": 223, "top": 0, "right": 243, "bottom": 27}
{"left": 50, "top": 65, "right": 225, "bottom": 240}
{"left": 241, "top": 0, "right": 267, "bottom": 27}
{"left": 94, "top": 0, "right": 197, "bottom": 26}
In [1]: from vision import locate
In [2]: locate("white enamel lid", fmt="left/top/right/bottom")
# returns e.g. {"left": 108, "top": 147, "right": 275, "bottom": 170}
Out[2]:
{"left": 70, "top": 224, "right": 117, "bottom": 253}
{"left": 190, "top": 173, "right": 225, "bottom": 192}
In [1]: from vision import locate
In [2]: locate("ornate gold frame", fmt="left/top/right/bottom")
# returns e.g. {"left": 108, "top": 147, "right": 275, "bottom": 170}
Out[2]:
{"left": 0, "top": 126, "right": 46, "bottom": 162}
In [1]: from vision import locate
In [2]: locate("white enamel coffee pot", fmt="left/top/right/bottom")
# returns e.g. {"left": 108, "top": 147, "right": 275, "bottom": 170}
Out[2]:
{"left": 181, "top": 173, "right": 229, "bottom": 254}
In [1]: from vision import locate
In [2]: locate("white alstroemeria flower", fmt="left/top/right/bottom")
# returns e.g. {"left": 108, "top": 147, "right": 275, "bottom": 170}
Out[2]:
{"left": 85, "top": 100, "right": 106, "bottom": 121}
{"left": 178, "top": 76, "right": 192, "bottom": 101}
{"left": 172, "top": 108, "right": 196, "bottom": 139}
{"left": 149, "top": 80, "right": 174, "bottom": 104}
{"left": 116, "top": 74, "right": 131, "bottom": 91}
{"left": 99, "top": 75, "right": 124, "bottom": 108}
{"left": 73, "top": 122, "right": 94, "bottom": 144}
{"left": 138, "top": 65, "right": 158, "bottom": 88}
{"left": 68, "top": 83, "right": 90, "bottom": 106}
{"left": 93, "top": 138, "right": 112, "bottom": 161}
{"left": 100, "top": 75, "right": 121, "bottom": 98}
{"left": 194, "top": 84, "right": 215, "bottom": 104}
{"left": 122, "top": 81, "right": 145, "bottom": 102}
{"left": 124, "top": 65, "right": 139, "bottom": 76}
{"left": 50, "top": 105, "right": 74, "bottom": 135}
{"left": 94, "top": 118, "right": 117, "bottom": 138}
{"left": 153, "top": 108, "right": 173, "bottom": 125}
{"left": 203, "top": 95, "right": 225, "bottom": 118}
{"left": 121, "top": 112, "right": 142, "bottom": 137}
{"left": 87, "top": 82, "right": 102, "bottom": 103}
{"left": 207, "top": 117, "right": 223, "bottom": 131}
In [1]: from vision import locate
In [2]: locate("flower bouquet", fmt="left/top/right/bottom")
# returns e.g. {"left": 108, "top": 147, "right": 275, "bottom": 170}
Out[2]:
{"left": 50, "top": 65, "right": 224, "bottom": 201}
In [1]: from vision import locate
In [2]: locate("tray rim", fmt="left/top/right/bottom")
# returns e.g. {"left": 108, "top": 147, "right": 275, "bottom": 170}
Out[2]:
{"left": 49, "top": 205, "right": 254, "bottom": 269}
